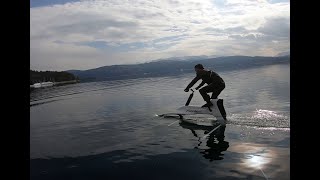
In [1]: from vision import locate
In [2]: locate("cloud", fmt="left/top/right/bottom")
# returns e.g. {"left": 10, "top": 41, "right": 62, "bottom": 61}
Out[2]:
{"left": 258, "top": 17, "right": 290, "bottom": 38}
{"left": 31, "top": 0, "right": 290, "bottom": 71}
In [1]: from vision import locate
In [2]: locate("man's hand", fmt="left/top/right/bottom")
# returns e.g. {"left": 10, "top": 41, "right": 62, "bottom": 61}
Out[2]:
{"left": 184, "top": 88, "right": 189, "bottom": 92}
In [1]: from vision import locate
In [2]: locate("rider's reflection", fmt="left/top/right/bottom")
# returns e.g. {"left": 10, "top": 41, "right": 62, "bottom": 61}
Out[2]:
{"left": 180, "top": 122, "right": 229, "bottom": 162}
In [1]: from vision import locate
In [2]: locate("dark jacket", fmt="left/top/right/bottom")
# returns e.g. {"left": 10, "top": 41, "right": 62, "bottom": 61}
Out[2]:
{"left": 186, "top": 70, "right": 224, "bottom": 90}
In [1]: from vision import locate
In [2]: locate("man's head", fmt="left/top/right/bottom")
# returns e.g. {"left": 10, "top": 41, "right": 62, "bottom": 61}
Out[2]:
{"left": 194, "top": 64, "right": 204, "bottom": 73}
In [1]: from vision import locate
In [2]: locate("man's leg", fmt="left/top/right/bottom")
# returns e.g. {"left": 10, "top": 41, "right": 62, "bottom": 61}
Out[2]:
{"left": 199, "top": 85, "right": 213, "bottom": 107}
{"left": 210, "top": 83, "right": 225, "bottom": 99}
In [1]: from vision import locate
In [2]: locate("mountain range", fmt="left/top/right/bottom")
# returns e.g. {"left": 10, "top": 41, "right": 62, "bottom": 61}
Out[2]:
{"left": 68, "top": 55, "right": 290, "bottom": 82}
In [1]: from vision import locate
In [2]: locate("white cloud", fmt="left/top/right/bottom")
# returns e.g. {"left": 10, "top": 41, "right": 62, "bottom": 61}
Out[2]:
{"left": 31, "top": 0, "right": 290, "bottom": 71}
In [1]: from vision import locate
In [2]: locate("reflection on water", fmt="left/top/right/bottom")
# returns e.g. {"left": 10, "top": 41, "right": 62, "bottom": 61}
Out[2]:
{"left": 244, "top": 153, "right": 271, "bottom": 169}
{"left": 240, "top": 144, "right": 273, "bottom": 171}
{"left": 179, "top": 122, "right": 229, "bottom": 162}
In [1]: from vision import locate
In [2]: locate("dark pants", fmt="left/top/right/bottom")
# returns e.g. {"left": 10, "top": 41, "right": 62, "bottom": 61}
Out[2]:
{"left": 199, "top": 82, "right": 225, "bottom": 103}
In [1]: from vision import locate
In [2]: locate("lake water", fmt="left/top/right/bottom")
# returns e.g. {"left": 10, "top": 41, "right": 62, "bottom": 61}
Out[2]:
{"left": 30, "top": 63, "right": 290, "bottom": 180}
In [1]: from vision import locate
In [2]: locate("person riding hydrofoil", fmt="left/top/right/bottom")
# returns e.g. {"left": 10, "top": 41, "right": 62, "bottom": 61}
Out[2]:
{"left": 184, "top": 64, "right": 225, "bottom": 107}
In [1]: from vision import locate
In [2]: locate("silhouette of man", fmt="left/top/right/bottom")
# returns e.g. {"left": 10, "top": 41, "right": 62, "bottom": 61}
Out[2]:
{"left": 184, "top": 64, "right": 225, "bottom": 107}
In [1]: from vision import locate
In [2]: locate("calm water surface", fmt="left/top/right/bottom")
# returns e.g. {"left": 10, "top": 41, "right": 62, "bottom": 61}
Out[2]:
{"left": 30, "top": 64, "right": 290, "bottom": 179}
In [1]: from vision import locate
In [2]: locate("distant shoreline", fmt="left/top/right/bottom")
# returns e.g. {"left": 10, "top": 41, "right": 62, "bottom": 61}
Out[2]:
{"left": 73, "top": 60, "right": 290, "bottom": 83}
{"left": 30, "top": 80, "right": 80, "bottom": 89}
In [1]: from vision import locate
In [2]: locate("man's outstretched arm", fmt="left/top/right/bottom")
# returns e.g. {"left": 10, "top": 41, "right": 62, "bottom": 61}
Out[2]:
{"left": 195, "top": 81, "right": 205, "bottom": 90}
{"left": 185, "top": 76, "right": 200, "bottom": 91}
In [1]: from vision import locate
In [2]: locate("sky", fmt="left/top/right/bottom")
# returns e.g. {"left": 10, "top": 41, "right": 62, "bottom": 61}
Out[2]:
{"left": 30, "top": 0, "right": 290, "bottom": 71}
